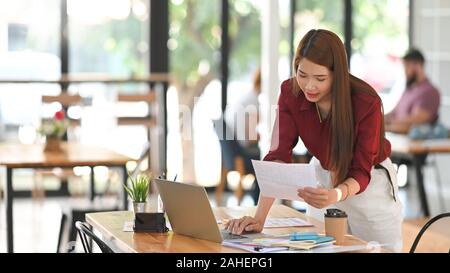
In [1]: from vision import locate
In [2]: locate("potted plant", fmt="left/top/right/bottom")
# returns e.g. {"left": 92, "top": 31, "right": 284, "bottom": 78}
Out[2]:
{"left": 38, "top": 109, "right": 68, "bottom": 152}
{"left": 124, "top": 173, "right": 150, "bottom": 213}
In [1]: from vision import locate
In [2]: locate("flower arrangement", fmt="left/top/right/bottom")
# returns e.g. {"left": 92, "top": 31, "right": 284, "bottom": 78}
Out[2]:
{"left": 38, "top": 109, "right": 68, "bottom": 139}
{"left": 38, "top": 109, "right": 68, "bottom": 152}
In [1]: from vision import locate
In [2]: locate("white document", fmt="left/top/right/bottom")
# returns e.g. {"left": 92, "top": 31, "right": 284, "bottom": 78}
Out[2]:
{"left": 123, "top": 221, "right": 134, "bottom": 232}
{"left": 264, "top": 217, "right": 313, "bottom": 228}
{"left": 252, "top": 160, "right": 318, "bottom": 201}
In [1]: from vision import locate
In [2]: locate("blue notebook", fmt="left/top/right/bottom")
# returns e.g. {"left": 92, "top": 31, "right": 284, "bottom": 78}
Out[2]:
{"left": 289, "top": 232, "right": 334, "bottom": 244}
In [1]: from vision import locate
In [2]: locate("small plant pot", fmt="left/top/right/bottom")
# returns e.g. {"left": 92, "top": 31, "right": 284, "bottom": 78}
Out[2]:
{"left": 133, "top": 202, "right": 147, "bottom": 213}
{"left": 44, "top": 138, "right": 62, "bottom": 152}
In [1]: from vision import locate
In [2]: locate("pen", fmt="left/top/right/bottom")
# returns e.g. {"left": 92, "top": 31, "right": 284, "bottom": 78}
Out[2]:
{"left": 253, "top": 246, "right": 263, "bottom": 252}
{"left": 253, "top": 246, "right": 289, "bottom": 252}
{"left": 174, "top": 174, "right": 178, "bottom": 181}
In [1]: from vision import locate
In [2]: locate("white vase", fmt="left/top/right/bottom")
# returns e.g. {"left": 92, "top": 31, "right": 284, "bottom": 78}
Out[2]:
{"left": 133, "top": 202, "right": 146, "bottom": 213}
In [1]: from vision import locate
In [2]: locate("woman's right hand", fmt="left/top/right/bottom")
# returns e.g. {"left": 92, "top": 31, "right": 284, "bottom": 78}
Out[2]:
{"left": 223, "top": 216, "right": 264, "bottom": 235}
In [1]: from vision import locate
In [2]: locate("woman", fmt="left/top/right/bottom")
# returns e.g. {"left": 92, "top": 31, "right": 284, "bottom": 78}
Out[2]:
{"left": 224, "top": 29, "right": 403, "bottom": 252}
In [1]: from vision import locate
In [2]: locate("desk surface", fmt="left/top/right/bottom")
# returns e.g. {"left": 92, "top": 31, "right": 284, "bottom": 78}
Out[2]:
{"left": 387, "top": 133, "right": 450, "bottom": 154}
{"left": 86, "top": 205, "right": 371, "bottom": 253}
{"left": 0, "top": 142, "right": 133, "bottom": 168}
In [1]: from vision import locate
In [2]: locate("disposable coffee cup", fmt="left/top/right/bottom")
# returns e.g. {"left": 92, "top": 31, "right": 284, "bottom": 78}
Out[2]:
{"left": 324, "top": 209, "right": 347, "bottom": 245}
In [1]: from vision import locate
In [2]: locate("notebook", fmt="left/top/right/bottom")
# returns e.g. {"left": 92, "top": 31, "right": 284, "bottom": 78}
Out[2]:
{"left": 253, "top": 233, "right": 336, "bottom": 250}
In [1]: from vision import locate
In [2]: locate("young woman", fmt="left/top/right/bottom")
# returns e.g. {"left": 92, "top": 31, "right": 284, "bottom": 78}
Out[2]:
{"left": 224, "top": 29, "right": 403, "bottom": 252}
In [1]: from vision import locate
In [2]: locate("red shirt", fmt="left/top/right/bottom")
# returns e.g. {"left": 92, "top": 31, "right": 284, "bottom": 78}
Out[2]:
{"left": 263, "top": 79, "right": 391, "bottom": 194}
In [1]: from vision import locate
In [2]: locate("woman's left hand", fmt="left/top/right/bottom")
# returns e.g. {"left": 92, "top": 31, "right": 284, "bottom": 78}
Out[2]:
{"left": 297, "top": 187, "right": 338, "bottom": 209}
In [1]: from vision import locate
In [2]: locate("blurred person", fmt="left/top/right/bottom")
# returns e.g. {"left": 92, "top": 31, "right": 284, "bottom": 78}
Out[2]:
{"left": 385, "top": 49, "right": 440, "bottom": 134}
{"left": 224, "top": 68, "right": 262, "bottom": 203}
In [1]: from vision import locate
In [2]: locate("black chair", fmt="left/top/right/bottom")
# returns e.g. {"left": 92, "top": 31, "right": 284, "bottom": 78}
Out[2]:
{"left": 75, "top": 221, "right": 114, "bottom": 253}
{"left": 57, "top": 143, "right": 151, "bottom": 253}
{"left": 58, "top": 204, "right": 119, "bottom": 252}
{"left": 409, "top": 212, "right": 450, "bottom": 253}
{"left": 56, "top": 168, "right": 120, "bottom": 253}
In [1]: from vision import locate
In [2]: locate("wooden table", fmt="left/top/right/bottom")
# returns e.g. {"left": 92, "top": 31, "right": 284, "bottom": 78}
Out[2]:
{"left": 0, "top": 142, "right": 134, "bottom": 253}
{"left": 387, "top": 133, "right": 450, "bottom": 217}
{"left": 86, "top": 205, "right": 375, "bottom": 253}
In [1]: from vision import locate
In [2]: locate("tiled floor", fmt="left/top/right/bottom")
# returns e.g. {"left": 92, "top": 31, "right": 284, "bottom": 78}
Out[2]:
{"left": 1, "top": 166, "right": 449, "bottom": 253}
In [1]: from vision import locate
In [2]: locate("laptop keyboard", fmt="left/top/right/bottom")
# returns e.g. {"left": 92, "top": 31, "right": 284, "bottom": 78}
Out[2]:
{"left": 221, "top": 230, "right": 247, "bottom": 240}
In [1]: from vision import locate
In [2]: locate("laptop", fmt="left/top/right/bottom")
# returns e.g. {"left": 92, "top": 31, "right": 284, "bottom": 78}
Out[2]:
{"left": 154, "top": 179, "right": 248, "bottom": 243}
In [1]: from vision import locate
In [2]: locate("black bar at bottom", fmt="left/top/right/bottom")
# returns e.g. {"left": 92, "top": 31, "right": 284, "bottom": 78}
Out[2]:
{"left": 6, "top": 167, "right": 14, "bottom": 253}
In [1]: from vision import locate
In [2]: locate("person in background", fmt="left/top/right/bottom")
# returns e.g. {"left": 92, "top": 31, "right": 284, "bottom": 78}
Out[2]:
{"left": 224, "top": 68, "right": 261, "bottom": 204}
{"left": 224, "top": 29, "right": 403, "bottom": 252}
{"left": 385, "top": 48, "right": 441, "bottom": 134}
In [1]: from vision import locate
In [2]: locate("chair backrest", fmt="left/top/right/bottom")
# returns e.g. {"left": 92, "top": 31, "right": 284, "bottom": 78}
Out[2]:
{"left": 42, "top": 93, "right": 82, "bottom": 107}
{"left": 116, "top": 92, "right": 156, "bottom": 128}
{"left": 75, "top": 221, "right": 114, "bottom": 253}
{"left": 41, "top": 93, "right": 84, "bottom": 141}
{"left": 409, "top": 212, "right": 450, "bottom": 253}
{"left": 212, "top": 118, "right": 244, "bottom": 170}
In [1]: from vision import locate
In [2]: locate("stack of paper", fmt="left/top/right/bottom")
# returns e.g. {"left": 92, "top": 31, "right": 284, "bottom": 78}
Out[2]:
{"left": 275, "top": 239, "right": 335, "bottom": 250}
{"left": 253, "top": 232, "right": 335, "bottom": 250}
{"left": 264, "top": 217, "right": 313, "bottom": 228}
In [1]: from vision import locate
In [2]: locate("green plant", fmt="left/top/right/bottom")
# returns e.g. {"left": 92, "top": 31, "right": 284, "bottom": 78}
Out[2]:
{"left": 123, "top": 173, "right": 150, "bottom": 203}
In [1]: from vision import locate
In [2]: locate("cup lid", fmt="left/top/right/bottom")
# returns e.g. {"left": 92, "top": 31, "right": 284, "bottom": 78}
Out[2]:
{"left": 324, "top": 209, "right": 347, "bottom": 218}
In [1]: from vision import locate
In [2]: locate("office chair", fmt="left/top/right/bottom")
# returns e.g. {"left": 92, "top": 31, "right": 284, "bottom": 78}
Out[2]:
{"left": 57, "top": 143, "right": 150, "bottom": 253}
{"left": 75, "top": 221, "right": 114, "bottom": 253}
{"left": 409, "top": 212, "right": 450, "bottom": 253}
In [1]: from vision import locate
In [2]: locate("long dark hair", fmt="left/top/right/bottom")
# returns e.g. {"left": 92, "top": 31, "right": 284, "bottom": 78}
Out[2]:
{"left": 292, "top": 29, "right": 385, "bottom": 186}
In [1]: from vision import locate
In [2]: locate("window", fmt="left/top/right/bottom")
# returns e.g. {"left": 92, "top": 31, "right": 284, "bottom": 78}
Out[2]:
{"left": 0, "top": 0, "right": 60, "bottom": 129}
{"left": 351, "top": 0, "right": 409, "bottom": 112}
{"left": 293, "top": 0, "right": 344, "bottom": 45}
{"left": 67, "top": 0, "right": 151, "bottom": 158}
{"left": 68, "top": 0, "right": 149, "bottom": 76}
{"left": 169, "top": 0, "right": 221, "bottom": 185}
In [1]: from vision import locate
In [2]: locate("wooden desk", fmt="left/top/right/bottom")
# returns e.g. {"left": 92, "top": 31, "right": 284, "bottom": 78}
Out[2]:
{"left": 387, "top": 133, "right": 450, "bottom": 217}
{"left": 86, "top": 205, "right": 374, "bottom": 253}
{"left": 0, "top": 142, "right": 134, "bottom": 253}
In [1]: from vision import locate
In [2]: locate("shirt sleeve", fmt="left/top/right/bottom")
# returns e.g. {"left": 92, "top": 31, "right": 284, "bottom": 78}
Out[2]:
{"left": 263, "top": 84, "right": 298, "bottom": 163}
{"left": 414, "top": 88, "right": 440, "bottom": 119}
{"left": 347, "top": 99, "right": 382, "bottom": 194}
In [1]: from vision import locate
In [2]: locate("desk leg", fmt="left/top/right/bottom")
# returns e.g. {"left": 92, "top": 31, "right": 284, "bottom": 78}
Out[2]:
{"left": 414, "top": 154, "right": 430, "bottom": 217}
{"left": 122, "top": 165, "right": 128, "bottom": 210}
{"left": 6, "top": 167, "right": 13, "bottom": 253}
{"left": 90, "top": 166, "right": 95, "bottom": 202}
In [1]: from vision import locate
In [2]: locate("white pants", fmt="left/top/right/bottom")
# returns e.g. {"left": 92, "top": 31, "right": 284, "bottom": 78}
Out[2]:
{"left": 307, "top": 157, "right": 404, "bottom": 252}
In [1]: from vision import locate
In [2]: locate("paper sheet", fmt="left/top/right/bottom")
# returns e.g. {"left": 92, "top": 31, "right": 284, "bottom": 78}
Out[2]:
{"left": 263, "top": 217, "right": 313, "bottom": 228}
{"left": 123, "top": 221, "right": 134, "bottom": 232}
{"left": 252, "top": 160, "right": 318, "bottom": 201}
